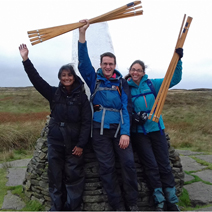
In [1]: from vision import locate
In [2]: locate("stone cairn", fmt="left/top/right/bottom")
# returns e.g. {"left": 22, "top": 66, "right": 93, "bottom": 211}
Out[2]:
{"left": 23, "top": 117, "right": 184, "bottom": 211}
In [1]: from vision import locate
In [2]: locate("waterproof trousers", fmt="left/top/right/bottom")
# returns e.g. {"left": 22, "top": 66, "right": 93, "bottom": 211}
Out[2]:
{"left": 131, "top": 130, "right": 175, "bottom": 189}
{"left": 48, "top": 144, "right": 85, "bottom": 211}
{"left": 92, "top": 128, "right": 138, "bottom": 210}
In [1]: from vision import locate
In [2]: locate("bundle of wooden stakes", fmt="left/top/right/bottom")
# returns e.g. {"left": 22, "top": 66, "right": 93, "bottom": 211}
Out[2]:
{"left": 148, "top": 15, "right": 193, "bottom": 123}
{"left": 27, "top": 1, "right": 143, "bottom": 46}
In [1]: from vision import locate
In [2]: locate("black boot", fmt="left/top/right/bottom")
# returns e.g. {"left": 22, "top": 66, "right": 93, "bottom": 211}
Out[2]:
{"left": 166, "top": 202, "right": 180, "bottom": 211}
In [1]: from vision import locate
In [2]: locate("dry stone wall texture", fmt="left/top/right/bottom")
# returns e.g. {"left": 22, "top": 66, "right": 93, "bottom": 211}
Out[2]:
{"left": 23, "top": 119, "right": 184, "bottom": 211}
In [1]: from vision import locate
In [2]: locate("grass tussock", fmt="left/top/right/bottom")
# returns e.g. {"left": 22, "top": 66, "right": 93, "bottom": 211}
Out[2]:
{"left": 0, "top": 120, "right": 46, "bottom": 151}
{"left": 0, "top": 87, "right": 49, "bottom": 151}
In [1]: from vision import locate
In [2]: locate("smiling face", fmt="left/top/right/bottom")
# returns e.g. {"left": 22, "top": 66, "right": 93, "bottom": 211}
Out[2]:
{"left": 100, "top": 56, "right": 116, "bottom": 79}
{"left": 59, "top": 70, "right": 75, "bottom": 89}
{"left": 129, "top": 63, "right": 145, "bottom": 85}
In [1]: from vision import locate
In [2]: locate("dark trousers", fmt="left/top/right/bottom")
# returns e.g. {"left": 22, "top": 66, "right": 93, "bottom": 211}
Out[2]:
{"left": 131, "top": 131, "right": 175, "bottom": 189}
{"left": 92, "top": 128, "right": 138, "bottom": 209}
{"left": 48, "top": 144, "right": 85, "bottom": 211}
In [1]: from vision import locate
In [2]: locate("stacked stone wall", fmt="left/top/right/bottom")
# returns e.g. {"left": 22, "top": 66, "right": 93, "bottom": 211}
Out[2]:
{"left": 23, "top": 118, "right": 184, "bottom": 211}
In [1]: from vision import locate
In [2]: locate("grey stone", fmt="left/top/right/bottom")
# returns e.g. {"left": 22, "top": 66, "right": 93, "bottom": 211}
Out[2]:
{"left": 176, "top": 149, "right": 204, "bottom": 156}
{"left": 83, "top": 194, "right": 105, "bottom": 203}
{"left": 193, "top": 170, "right": 212, "bottom": 183}
{"left": 184, "top": 173, "right": 194, "bottom": 182}
{"left": 9, "top": 159, "right": 30, "bottom": 167}
{"left": 180, "top": 156, "right": 207, "bottom": 171}
{"left": 184, "top": 182, "right": 212, "bottom": 206}
{"left": 0, "top": 159, "right": 30, "bottom": 169}
{"left": 1, "top": 191, "right": 25, "bottom": 210}
{"left": 6, "top": 168, "right": 27, "bottom": 186}
{"left": 194, "top": 155, "right": 212, "bottom": 164}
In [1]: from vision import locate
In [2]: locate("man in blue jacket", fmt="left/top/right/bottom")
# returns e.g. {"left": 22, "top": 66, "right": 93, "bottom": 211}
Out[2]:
{"left": 78, "top": 20, "right": 138, "bottom": 211}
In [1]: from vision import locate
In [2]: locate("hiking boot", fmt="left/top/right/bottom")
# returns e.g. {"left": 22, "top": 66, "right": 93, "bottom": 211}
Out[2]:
{"left": 128, "top": 205, "right": 139, "bottom": 211}
{"left": 167, "top": 202, "right": 180, "bottom": 211}
{"left": 155, "top": 202, "right": 167, "bottom": 211}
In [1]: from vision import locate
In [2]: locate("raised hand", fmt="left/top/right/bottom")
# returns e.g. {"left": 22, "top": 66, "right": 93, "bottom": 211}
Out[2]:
{"left": 78, "top": 19, "right": 90, "bottom": 43}
{"left": 19, "top": 44, "right": 29, "bottom": 61}
{"left": 79, "top": 19, "right": 90, "bottom": 33}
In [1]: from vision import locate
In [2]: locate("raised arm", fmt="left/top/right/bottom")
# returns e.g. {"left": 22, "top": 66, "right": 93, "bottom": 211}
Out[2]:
{"left": 79, "top": 19, "right": 90, "bottom": 43}
{"left": 19, "top": 44, "right": 53, "bottom": 101}
{"left": 78, "top": 20, "right": 96, "bottom": 93}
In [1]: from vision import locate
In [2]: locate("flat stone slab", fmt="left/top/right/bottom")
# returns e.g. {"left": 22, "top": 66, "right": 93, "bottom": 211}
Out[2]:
{"left": 194, "top": 155, "right": 212, "bottom": 164}
{"left": 180, "top": 156, "right": 207, "bottom": 172}
{"left": 184, "top": 182, "right": 212, "bottom": 206}
{"left": 193, "top": 170, "right": 212, "bottom": 183}
{"left": 0, "top": 159, "right": 30, "bottom": 169}
{"left": 6, "top": 167, "right": 27, "bottom": 186}
{"left": 176, "top": 149, "right": 204, "bottom": 156}
{"left": 1, "top": 190, "right": 25, "bottom": 210}
{"left": 184, "top": 173, "right": 194, "bottom": 182}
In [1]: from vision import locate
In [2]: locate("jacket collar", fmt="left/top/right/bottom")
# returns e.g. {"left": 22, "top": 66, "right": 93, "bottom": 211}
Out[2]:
{"left": 128, "top": 74, "right": 148, "bottom": 88}
{"left": 97, "top": 68, "right": 122, "bottom": 81}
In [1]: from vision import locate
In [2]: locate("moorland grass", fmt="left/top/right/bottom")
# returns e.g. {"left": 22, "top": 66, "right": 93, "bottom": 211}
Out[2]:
{"left": 163, "top": 90, "right": 212, "bottom": 153}
{"left": 0, "top": 87, "right": 49, "bottom": 151}
{"left": 0, "top": 87, "right": 212, "bottom": 153}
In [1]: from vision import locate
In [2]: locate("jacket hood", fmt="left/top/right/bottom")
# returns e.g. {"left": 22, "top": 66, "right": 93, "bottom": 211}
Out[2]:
{"left": 97, "top": 68, "right": 122, "bottom": 81}
{"left": 59, "top": 75, "right": 84, "bottom": 95}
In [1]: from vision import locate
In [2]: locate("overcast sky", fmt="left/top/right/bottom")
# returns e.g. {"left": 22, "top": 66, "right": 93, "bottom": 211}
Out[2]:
{"left": 0, "top": 0, "right": 211, "bottom": 89}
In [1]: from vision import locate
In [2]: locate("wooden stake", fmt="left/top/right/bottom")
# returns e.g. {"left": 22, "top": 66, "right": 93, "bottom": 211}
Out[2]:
{"left": 27, "top": 1, "right": 142, "bottom": 45}
{"left": 149, "top": 15, "right": 192, "bottom": 123}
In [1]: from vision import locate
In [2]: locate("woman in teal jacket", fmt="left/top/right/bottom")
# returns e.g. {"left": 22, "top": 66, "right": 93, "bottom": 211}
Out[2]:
{"left": 126, "top": 48, "right": 183, "bottom": 211}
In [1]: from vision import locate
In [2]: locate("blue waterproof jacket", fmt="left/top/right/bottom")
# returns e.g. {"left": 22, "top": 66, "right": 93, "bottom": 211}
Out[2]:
{"left": 127, "top": 60, "right": 182, "bottom": 134}
{"left": 78, "top": 41, "right": 132, "bottom": 136}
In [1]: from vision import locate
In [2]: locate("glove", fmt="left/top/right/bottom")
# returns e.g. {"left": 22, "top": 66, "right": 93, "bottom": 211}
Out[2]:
{"left": 175, "top": 48, "right": 183, "bottom": 60}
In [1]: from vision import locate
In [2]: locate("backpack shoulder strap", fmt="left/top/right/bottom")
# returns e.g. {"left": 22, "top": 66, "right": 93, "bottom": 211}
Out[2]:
{"left": 146, "top": 79, "right": 157, "bottom": 98}
{"left": 90, "top": 76, "right": 101, "bottom": 102}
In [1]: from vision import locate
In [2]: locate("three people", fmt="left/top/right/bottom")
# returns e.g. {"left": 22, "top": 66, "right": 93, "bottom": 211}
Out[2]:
{"left": 125, "top": 49, "right": 183, "bottom": 211}
{"left": 78, "top": 20, "right": 139, "bottom": 211}
{"left": 19, "top": 44, "right": 92, "bottom": 211}
{"left": 19, "top": 19, "right": 183, "bottom": 211}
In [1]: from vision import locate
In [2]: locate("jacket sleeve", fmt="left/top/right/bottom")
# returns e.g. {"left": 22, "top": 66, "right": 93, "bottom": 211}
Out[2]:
{"left": 77, "top": 93, "right": 92, "bottom": 148}
{"left": 120, "top": 79, "right": 132, "bottom": 136}
{"left": 169, "top": 60, "right": 182, "bottom": 88}
{"left": 23, "top": 59, "right": 53, "bottom": 101}
{"left": 78, "top": 41, "right": 96, "bottom": 93}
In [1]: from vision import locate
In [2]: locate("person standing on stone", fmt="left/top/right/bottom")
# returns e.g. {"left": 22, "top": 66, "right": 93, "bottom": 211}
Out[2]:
{"left": 78, "top": 20, "right": 139, "bottom": 211}
{"left": 125, "top": 49, "right": 183, "bottom": 211}
{"left": 19, "top": 44, "right": 92, "bottom": 211}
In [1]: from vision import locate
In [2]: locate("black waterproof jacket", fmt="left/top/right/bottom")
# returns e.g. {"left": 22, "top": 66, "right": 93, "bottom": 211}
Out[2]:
{"left": 23, "top": 59, "right": 91, "bottom": 149}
